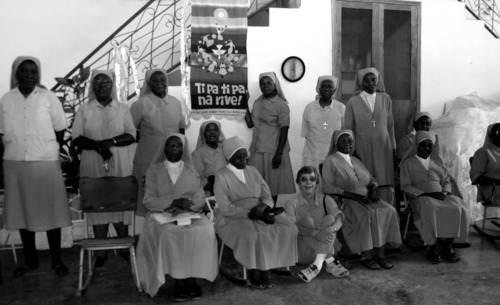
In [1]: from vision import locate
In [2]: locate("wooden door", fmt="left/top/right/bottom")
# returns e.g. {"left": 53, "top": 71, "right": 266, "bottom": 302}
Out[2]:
{"left": 333, "top": 0, "right": 420, "bottom": 144}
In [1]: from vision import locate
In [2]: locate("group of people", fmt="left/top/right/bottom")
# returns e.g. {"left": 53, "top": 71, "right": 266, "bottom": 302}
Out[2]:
{"left": 1, "top": 56, "right": 493, "bottom": 301}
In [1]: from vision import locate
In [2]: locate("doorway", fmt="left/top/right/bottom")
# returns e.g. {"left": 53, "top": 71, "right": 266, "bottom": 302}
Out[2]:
{"left": 333, "top": 0, "right": 421, "bottom": 143}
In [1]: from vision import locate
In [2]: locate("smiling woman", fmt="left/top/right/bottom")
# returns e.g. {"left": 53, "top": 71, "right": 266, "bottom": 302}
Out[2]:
{"left": 0, "top": 56, "right": 71, "bottom": 277}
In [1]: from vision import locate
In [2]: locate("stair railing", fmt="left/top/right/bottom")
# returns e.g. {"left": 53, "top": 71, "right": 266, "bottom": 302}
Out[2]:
{"left": 460, "top": 0, "right": 500, "bottom": 38}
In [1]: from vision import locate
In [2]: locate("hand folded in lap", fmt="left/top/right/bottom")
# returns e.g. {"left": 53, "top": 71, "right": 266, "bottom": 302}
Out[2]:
{"left": 165, "top": 198, "right": 194, "bottom": 216}
{"left": 419, "top": 192, "right": 445, "bottom": 201}
{"left": 315, "top": 227, "right": 336, "bottom": 244}
{"left": 248, "top": 203, "right": 275, "bottom": 224}
{"left": 367, "top": 183, "right": 380, "bottom": 203}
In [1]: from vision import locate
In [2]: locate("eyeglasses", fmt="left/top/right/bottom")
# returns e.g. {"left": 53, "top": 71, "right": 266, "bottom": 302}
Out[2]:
{"left": 300, "top": 177, "right": 317, "bottom": 183}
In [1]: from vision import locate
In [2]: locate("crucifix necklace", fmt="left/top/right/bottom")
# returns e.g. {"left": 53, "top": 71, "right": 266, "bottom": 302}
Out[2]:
{"left": 322, "top": 109, "right": 330, "bottom": 130}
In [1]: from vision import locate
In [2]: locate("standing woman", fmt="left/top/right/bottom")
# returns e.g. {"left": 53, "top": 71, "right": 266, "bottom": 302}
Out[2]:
{"left": 245, "top": 72, "right": 295, "bottom": 202}
{"left": 130, "top": 69, "right": 186, "bottom": 216}
{"left": 301, "top": 75, "right": 345, "bottom": 168}
{"left": 0, "top": 56, "right": 71, "bottom": 276}
{"left": 72, "top": 70, "right": 136, "bottom": 266}
{"left": 397, "top": 112, "right": 432, "bottom": 160}
{"left": 342, "top": 68, "right": 396, "bottom": 202}
{"left": 191, "top": 120, "right": 226, "bottom": 195}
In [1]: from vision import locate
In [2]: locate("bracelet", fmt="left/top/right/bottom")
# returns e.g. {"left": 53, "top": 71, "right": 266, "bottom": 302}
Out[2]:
{"left": 112, "top": 138, "right": 117, "bottom": 145}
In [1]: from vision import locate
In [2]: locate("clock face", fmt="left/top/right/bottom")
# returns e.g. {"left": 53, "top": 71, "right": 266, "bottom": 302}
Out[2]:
{"left": 282, "top": 56, "right": 305, "bottom": 82}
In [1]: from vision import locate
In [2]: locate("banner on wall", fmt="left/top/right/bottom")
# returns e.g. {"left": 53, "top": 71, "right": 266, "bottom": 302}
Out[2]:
{"left": 190, "top": 0, "right": 248, "bottom": 118}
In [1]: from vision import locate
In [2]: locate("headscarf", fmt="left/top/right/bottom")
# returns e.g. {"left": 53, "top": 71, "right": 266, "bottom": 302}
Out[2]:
{"left": 150, "top": 133, "right": 194, "bottom": 169}
{"left": 222, "top": 136, "right": 248, "bottom": 160}
{"left": 10, "top": 56, "right": 42, "bottom": 89}
{"left": 88, "top": 70, "right": 118, "bottom": 102}
{"left": 328, "top": 129, "right": 354, "bottom": 156}
{"left": 259, "top": 72, "right": 287, "bottom": 101}
{"left": 406, "top": 111, "right": 432, "bottom": 134}
{"left": 353, "top": 67, "right": 386, "bottom": 94}
{"left": 483, "top": 123, "right": 500, "bottom": 148}
{"left": 315, "top": 75, "right": 339, "bottom": 100}
{"left": 140, "top": 69, "right": 169, "bottom": 98}
{"left": 400, "top": 130, "right": 443, "bottom": 167}
{"left": 195, "top": 120, "right": 226, "bottom": 149}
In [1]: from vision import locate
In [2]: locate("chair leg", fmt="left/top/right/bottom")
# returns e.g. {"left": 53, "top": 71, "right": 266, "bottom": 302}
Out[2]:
{"left": 76, "top": 248, "right": 85, "bottom": 296}
{"left": 482, "top": 206, "right": 488, "bottom": 231}
{"left": 129, "top": 246, "right": 142, "bottom": 293}
{"left": 404, "top": 211, "right": 412, "bottom": 240}
{"left": 242, "top": 267, "right": 247, "bottom": 280}
{"left": 218, "top": 242, "right": 225, "bottom": 266}
{"left": 10, "top": 233, "right": 17, "bottom": 264}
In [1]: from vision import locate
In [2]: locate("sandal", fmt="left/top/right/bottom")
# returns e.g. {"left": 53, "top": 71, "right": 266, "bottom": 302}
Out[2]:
{"left": 54, "top": 264, "right": 69, "bottom": 275}
{"left": 298, "top": 264, "right": 320, "bottom": 282}
{"left": 248, "top": 269, "right": 264, "bottom": 289}
{"left": 325, "top": 260, "right": 350, "bottom": 278}
{"left": 12, "top": 264, "right": 38, "bottom": 278}
{"left": 376, "top": 258, "right": 393, "bottom": 270}
{"left": 360, "top": 259, "right": 380, "bottom": 270}
{"left": 442, "top": 249, "right": 460, "bottom": 263}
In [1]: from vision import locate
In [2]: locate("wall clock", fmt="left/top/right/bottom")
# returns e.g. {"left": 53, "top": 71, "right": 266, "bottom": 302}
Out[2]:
{"left": 281, "top": 56, "right": 305, "bottom": 82}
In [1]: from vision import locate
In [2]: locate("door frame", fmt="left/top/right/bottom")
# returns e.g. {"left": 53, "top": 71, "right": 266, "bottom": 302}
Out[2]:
{"left": 331, "top": 0, "right": 421, "bottom": 111}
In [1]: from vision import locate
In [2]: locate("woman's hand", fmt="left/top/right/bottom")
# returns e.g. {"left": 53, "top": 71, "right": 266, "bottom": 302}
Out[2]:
{"left": 204, "top": 175, "right": 216, "bottom": 195}
{"left": 248, "top": 203, "right": 268, "bottom": 220}
{"left": 419, "top": 192, "right": 445, "bottom": 201}
{"left": 165, "top": 198, "right": 194, "bottom": 216}
{"left": 315, "top": 227, "right": 336, "bottom": 244}
{"left": 96, "top": 147, "right": 113, "bottom": 161}
{"left": 272, "top": 153, "right": 282, "bottom": 169}
{"left": 367, "top": 183, "right": 380, "bottom": 203}
{"left": 99, "top": 139, "right": 115, "bottom": 150}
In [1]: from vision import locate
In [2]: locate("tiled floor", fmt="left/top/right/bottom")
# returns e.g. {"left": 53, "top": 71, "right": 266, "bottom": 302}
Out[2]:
{"left": 1, "top": 226, "right": 499, "bottom": 305}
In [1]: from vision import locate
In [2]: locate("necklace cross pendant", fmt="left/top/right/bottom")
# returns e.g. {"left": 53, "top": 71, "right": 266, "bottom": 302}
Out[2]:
{"left": 323, "top": 122, "right": 328, "bottom": 130}
{"left": 372, "top": 119, "right": 376, "bottom": 127}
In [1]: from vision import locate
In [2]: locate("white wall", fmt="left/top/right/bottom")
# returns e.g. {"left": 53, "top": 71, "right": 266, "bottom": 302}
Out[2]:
{"left": 0, "top": 0, "right": 146, "bottom": 95}
{"left": 186, "top": 0, "right": 333, "bottom": 185}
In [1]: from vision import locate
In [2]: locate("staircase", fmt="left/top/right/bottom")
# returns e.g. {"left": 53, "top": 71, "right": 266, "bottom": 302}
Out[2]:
{"left": 459, "top": 0, "right": 500, "bottom": 38}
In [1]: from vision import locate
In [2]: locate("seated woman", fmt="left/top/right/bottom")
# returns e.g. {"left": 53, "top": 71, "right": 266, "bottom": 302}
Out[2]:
{"left": 72, "top": 69, "right": 136, "bottom": 266}
{"left": 470, "top": 123, "right": 500, "bottom": 206}
{"left": 214, "top": 136, "right": 298, "bottom": 289}
{"left": 136, "top": 134, "right": 218, "bottom": 300}
{"left": 192, "top": 120, "right": 227, "bottom": 195}
{"left": 322, "top": 130, "right": 401, "bottom": 270}
{"left": 397, "top": 112, "right": 432, "bottom": 160}
{"left": 285, "top": 166, "right": 348, "bottom": 282}
{"left": 400, "top": 131, "right": 470, "bottom": 264}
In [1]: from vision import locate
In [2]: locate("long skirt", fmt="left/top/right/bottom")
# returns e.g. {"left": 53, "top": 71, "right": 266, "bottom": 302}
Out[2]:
{"left": 3, "top": 160, "right": 71, "bottom": 231}
{"left": 216, "top": 214, "right": 298, "bottom": 270}
{"left": 248, "top": 152, "right": 295, "bottom": 196}
{"left": 136, "top": 215, "right": 218, "bottom": 297}
{"left": 411, "top": 195, "right": 470, "bottom": 245}
{"left": 342, "top": 199, "right": 401, "bottom": 253}
{"left": 297, "top": 214, "right": 339, "bottom": 264}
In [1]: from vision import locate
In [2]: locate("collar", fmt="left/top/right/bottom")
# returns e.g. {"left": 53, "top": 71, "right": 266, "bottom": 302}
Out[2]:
{"left": 164, "top": 159, "right": 183, "bottom": 169}
{"left": 299, "top": 192, "right": 319, "bottom": 207}
{"left": 314, "top": 99, "right": 335, "bottom": 110}
{"left": 148, "top": 92, "right": 170, "bottom": 104}
{"left": 92, "top": 98, "right": 118, "bottom": 109}
{"left": 360, "top": 91, "right": 376, "bottom": 99}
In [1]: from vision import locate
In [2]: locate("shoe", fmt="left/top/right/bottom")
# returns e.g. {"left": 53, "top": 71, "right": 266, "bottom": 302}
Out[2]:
{"left": 360, "top": 259, "right": 380, "bottom": 270}
{"left": 248, "top": 269, "right": 264, "bottom": 289}
{"left": 452, "top": 242, "right": 471, "bottom": 249}
{"left": 426, "top": 246, "right": 442, "bottom": 264}
{"left": 298, "top": 264, "right": 320, "bottom": 282}
{"left": 259, "top": 270, "right": 275, "bottom": 289}
{"left": 12, "top": 263, "right": 38, "bottom": 278}
{"left": 187, "top": 278, "right": 202, "bottom": 299}
{"left": 173, "top": 279, "right": 189, "bottom": 301}
{"left": 53, "top": 264, "right": 69, "bottom": 275}
{"left": 325, "top": 260, "right": 349, "bottom": 277}
{"left": 442, "top": 248, "right": 460, "bottom": 263}
{"left": 376, "top": 258, "right": 393, "bottom": 270}
{"left": 95, "top": 253, "right": 108, "bottom": 267}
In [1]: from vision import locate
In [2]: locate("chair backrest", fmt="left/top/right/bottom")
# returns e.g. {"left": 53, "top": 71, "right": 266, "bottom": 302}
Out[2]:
{"left": 79, "top": 176, "right": 138, "bottom": 213}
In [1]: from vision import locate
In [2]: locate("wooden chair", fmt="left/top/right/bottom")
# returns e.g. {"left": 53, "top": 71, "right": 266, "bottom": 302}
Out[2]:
{"left": 469, "top": 157, "right": 500, "bottom": 239}
{"left": 76, "top": 176, "right": 142, "bottom": 296}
